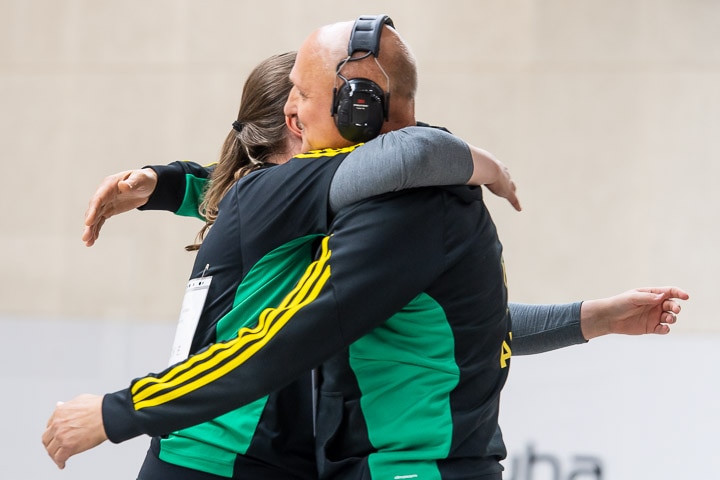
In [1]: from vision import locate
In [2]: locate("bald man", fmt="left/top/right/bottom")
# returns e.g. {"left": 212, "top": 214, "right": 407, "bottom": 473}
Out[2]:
{"left": 44, "top": 17, "right": 509, "bottom": 479}
{"left": 42, "top": 17, "right": 688, "bottom": 480}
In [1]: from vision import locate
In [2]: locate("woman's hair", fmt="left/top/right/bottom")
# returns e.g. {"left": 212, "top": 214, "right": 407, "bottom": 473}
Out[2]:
{"left": 186, "top": 51, "right": 296, "bottom": 251}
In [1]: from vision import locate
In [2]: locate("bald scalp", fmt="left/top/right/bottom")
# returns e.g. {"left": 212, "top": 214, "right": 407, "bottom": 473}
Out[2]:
{"left": 314, "top": 20, "right": 418, "bottom": 101}
{"left": 313, "top": 21, "right": 353, "bottom": 70}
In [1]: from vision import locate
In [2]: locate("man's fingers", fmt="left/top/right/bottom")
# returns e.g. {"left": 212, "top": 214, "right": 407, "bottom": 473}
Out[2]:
{"left": 53, "top": 447, "right": 68, "bottom": 470}
{"left": 42, "top": 422, "right": 53, "bottom": 442}
{"left": 42, "top": 428, "right": 67, "bottom": 469}
{"left": 50, "top": 443, "right": 67, "bottom": 470}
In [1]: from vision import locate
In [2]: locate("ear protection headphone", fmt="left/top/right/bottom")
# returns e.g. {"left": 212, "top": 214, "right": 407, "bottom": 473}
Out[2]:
{"left": 331, "top": 15, "right": 395, "bottom": 143}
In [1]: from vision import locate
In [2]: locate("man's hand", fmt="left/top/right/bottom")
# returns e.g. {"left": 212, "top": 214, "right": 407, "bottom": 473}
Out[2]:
{"left": 42, "top": 394, "right": 108, "bottom": 469}
{"left": 580, "top": 286, "right": 690, "bottom": 340}
{"left": 82, "top": 168, "right": 158, "bottom": 246}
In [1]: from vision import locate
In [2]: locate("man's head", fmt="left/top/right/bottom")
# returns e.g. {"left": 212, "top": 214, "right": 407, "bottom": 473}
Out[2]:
{"left": 284, "top": 17, "right": 418, "bottom": 152}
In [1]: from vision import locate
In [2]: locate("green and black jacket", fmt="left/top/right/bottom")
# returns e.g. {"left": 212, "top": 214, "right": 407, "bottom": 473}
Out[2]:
{"left": 104, "top": 144, "right": 511, "bottom": 480}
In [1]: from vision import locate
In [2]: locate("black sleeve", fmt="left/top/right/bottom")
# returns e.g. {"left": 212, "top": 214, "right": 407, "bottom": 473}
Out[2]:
{"left": 101, "top": 190, "right": 448, "bottom": 443}
{"left": 138, "top": 161, "right": 214, "bottom": 212}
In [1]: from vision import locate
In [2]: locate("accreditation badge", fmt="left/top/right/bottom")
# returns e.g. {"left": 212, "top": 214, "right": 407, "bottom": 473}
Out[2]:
{"left": 167, "top": 275, "right": 212, "bottom": 366}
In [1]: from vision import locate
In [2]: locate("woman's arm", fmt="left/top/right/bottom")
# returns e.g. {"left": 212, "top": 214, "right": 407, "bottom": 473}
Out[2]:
{"left": 83, "top": 125, "right": 518, "bottom": 246}
{"left": 82, "top": 168, "right": 158, "bottom": 247}
{"left": 509, "top": 302, "right": 586, "bottom": 355}
{"left": 138, "top": 161, "right": 215, "bottom": 217}
{"left": 510, "top": 287, "right": 689, "bottom": 355}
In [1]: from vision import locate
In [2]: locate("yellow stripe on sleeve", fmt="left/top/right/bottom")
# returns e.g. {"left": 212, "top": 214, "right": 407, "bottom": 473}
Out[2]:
{"left": 131, "top": 236, "right": 333, "bottom": 410}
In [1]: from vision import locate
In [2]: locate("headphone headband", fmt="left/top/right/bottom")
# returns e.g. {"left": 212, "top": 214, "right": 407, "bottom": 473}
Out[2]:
{"left": 347, "top": 15, "right": 394, "bottom": 57}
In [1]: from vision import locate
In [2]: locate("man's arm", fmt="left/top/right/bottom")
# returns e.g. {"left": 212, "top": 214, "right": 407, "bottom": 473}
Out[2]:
{"left": 43, "top": 286, "right": 689, "bottom": 468}
{"left": 82, "top": 161, "right": 214, "bottom": 246}
{"left": 46, "top": 189, "right": 453, "bottom": 467}
{"left": 42, "top": 396, "right": 106, "bottom": 470}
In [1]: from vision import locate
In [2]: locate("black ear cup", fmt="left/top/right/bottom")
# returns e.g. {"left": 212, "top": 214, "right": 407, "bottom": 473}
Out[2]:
{"left": 331, "top": 15, "right": 394, "bottom": 143}
{"left": 333, "top": 78, "right": 386, "bottom": 143}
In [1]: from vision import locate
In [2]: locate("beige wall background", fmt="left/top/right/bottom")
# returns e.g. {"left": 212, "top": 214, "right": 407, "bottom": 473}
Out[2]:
{"left": 1, "top": 1, "right": 719, "bottom": 478}
{"left": 2, "top": 0, "right": 718, "bottom": 330}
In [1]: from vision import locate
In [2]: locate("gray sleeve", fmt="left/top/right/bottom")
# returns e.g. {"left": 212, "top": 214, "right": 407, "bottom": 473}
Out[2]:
{"left": 329, "top": 126, "right": 473, "bottom": 213}
{"left": 509, "top": 302, "right": 588, "bottom": 355}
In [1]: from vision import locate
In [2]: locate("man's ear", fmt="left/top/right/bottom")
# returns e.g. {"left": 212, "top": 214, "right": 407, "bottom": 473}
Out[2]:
{"left": 286, "top": 115, "right": 303, "bottom": 139}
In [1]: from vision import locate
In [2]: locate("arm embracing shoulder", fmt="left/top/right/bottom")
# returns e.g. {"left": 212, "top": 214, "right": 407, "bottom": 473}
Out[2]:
{"left": 101, "top": 193, "right": 444, "bottom": 443}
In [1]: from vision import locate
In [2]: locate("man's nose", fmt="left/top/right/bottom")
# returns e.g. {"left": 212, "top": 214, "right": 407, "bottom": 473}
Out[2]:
{"left": 284, "top": 88, "right": 298, "bottom": 117}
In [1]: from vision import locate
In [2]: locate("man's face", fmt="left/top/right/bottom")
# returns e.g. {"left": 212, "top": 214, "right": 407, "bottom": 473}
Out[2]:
{"left": 284, "top": 40, "right": 352, "bottom": 153}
